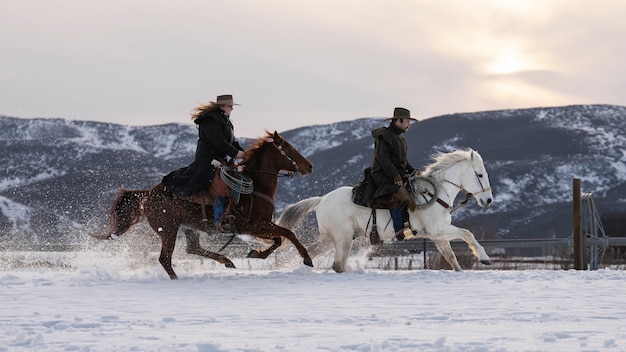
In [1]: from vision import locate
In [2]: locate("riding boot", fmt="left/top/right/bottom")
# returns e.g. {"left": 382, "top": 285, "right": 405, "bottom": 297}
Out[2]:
{"left": 391, "top": 206, "right": 416, "bottom": 242}
{"left": 395, "top": 222, "right": 416, "bottom": 241}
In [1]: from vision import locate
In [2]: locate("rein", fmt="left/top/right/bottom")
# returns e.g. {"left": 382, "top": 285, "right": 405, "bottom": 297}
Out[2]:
{"left": 251, "top": 169, "right": 300, "bottom": 178}
{"left": 425, "top": 161, "right": 491, "bottom": 213}
{"left": 242, "top": 138, "right": 304, "bottom": 178}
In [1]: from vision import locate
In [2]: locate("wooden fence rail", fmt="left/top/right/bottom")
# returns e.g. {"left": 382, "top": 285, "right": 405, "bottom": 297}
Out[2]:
{"left": 370, "top": 236, "right": 626, "bottom": 257}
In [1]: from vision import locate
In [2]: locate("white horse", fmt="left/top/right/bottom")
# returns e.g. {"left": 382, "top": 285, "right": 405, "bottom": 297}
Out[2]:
{"left": 277, "top": 148, "right": 494, "bottom": 272}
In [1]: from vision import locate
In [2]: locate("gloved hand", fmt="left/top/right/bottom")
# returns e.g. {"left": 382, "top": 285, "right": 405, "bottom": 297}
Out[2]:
{"left": 408, "top": 169, "right": 422, "bottom": 179}
{"left": 394, "top": 175, "right": 403, "bottom": 186}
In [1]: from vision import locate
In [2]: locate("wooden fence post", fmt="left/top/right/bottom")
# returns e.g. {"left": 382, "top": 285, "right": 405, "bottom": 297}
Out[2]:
{"left": 573, "top": 178, "right": 585, "bottom": 270}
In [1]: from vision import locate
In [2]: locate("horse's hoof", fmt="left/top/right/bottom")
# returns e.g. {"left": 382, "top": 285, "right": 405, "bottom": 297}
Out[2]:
{"left": 247, "top": 250, "right": 260, "bottom": 258}
{"left": 224, "top": 261, "right": 236, "bottom": 269}
{"left": 481, "top": 259, "right": 492, "bottom": 265}
{"left": 303, "top": 258, "right": 314, "bottom": 267}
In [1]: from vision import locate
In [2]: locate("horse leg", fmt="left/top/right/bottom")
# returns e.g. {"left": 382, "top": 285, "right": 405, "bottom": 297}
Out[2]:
{"left": 248, "top": 237, "right": 281, "bottom": 259}
{"left": 455, "top": 228, "right": 491, "bottom": 265}
{"left": 327, "top": 229, "right": 352, "bottom": 273}
{"left": 247, "top": 222, "right": 313, "bottom": 267}
{"left": 157, "top": 231, "right": 179, "bottom": 280}
{"left": 276, "top": 228, "right": 313, "bottom": 267}
{"left": 183, "top": 229, "right": 236, "bottom": 269}
{"left": 431, "top": 238, "right": 463, "bottom": 271}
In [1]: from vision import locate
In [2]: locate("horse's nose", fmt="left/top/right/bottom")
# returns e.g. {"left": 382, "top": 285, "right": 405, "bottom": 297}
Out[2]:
{"left": 307, "top": 163, "right": 314, "bottom": 173}
{"left": 486, "top": 198, "right": 493, "bottom": 206}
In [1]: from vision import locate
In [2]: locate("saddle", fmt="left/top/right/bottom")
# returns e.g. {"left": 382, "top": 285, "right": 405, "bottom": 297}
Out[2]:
{"left": 352, "top": 167, "right": 377, "bottom": 208}
{"left": 352, "top": 167, "right": 417, "bottom": 209}
{"left": 351, "top": 167, "right": 414, "bottom": 245}
{"left": 180, "top": 165, "right": 234, "bottom": 205}
{"left": 168, "top": 165, "right": 253, "bottom": 234}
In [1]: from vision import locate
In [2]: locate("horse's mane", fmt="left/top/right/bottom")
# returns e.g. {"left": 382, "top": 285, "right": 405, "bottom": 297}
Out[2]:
{"left": 239, "top": 130, "right": 274, "bottom": 170}
{"left": 423, "top": 148, "right": 481, "bottom": 180}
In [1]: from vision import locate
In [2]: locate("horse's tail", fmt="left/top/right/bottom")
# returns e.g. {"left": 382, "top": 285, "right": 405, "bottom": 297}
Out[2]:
{"left": 277, "top": 196, "right": 322, "bottom": 229}
{"left": 92, "top": 189, "right": 150, "bottom": 240}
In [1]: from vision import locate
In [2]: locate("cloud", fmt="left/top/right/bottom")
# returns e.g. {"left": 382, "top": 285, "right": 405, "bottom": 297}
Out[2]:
{"left": 1, "top": 0, "right": 625, "bottom": 137}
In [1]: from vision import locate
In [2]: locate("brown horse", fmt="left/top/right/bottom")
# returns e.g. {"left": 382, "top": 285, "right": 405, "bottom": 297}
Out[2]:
{"left": 96, "top": 131, "right": 314, "bottom": 279}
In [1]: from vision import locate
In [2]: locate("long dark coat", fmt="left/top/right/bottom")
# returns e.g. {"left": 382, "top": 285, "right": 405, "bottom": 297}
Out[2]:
{"left": 162, "top": 109, "right": 243, "bottom": 196}
{"left": 370, "top": 122, "right": 415, "bottom": 200}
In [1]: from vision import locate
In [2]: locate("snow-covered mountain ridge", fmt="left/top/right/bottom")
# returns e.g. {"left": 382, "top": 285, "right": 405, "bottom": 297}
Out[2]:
{"left": 1, "top": 104, "right": 625, "bottom": 244}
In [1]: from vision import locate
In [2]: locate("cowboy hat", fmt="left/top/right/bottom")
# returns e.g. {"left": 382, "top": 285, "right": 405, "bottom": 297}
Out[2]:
{"left": 384, "top": 107, "right": 418, "bottom": 121}
{"left": 210, "top": 94, "right": 241, "bottom": 106}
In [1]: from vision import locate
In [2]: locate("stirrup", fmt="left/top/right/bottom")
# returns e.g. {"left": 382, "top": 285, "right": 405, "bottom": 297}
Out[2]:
{"left": 216, "top": 220, "right": 230, "bottom": 233}
{"left": 402, "top": 227, "right": 416, "bottom": 240}
{"left": 216, "top": 215, "right": 236, "bottom": 233}
{"left": 395, "top": 226, "right": 416, "bottom": 241}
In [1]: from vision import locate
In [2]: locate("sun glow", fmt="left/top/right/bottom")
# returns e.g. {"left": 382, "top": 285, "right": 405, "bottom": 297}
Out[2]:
{"left": 487, "top": 48, "right": 531, "bottom": 75}
{"left": 478, "top": 78, "right": 575, "bottom": 109}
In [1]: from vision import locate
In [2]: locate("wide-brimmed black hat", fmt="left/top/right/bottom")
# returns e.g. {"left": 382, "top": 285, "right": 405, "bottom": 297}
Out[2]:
{"left": 384, "top": 107, "right": 418, "bottom": 121}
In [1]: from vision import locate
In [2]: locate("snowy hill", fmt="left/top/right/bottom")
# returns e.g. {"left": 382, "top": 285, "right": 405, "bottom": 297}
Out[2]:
{"left": 1, "top": 104, "right": 625, "bottom": 244}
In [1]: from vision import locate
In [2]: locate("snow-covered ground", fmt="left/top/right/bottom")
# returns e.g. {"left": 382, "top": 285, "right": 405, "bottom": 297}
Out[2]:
{"left": 1, "top": 248, "right": 625, "bottom": 352}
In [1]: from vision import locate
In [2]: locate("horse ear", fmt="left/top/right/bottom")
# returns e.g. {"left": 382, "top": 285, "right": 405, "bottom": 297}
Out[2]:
{"left": 273, "top": 131, "right": 279, "bottom": 139}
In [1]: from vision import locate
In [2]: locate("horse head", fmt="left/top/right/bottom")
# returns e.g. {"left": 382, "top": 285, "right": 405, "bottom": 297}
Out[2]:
{"left": 241, "top": 131, "right": 313, "bottom": 176}
{"left": 459, "top": 149, "right": 493, "bottom": 207}
{"left": 423, "top": 148, "right": 493, "bottom": 208}
{"left": 266, "top": 131, "right": 313, "bottom": 175}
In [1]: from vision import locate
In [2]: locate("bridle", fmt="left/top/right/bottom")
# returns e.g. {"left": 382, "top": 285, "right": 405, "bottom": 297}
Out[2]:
{"left": 248, "top": 138, "right": 304, "bottom": 178}
{"left": 443, "top": 170, "right": 492, "bottom": 196}
{"left": 427, "top": 158, "right": 492, "bottom": 212}
{"left": 272, "top": 138, "right": 302, "bottom": 176}
{"left": 240, "top": 138, "right": 307, "bottom": 208}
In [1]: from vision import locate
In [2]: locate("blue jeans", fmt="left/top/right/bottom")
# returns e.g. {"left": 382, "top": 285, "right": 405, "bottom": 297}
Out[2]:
{"left": 390, "top": 206, "right": 405, "bottom": 233}
{"left": 213, "top": 197, "right": 226, "bottom": 224}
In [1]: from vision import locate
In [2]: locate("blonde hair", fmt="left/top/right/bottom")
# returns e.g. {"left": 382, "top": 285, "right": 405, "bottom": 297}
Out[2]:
{"left": 191, "top": 103, "right": 221, "bottom": 121}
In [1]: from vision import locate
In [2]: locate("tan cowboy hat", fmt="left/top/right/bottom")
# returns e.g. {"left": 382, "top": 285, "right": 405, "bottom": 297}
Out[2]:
{"left": 210, "top": 94, "right": 241, "bottom": 106}
{"left": 384, "top": 107, "right": 418, "bottom": 121}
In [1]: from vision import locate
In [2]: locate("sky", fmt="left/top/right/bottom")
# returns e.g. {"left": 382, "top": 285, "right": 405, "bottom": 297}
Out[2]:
{"left": 2, "top": 1, "right": 626, "bottom": 138}
{"left": 2, "top": 248, "right": 626, "bottom": 351}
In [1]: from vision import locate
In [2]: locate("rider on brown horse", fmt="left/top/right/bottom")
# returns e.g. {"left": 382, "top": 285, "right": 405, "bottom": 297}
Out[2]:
{"left": 162, "top": 94, "right": 245, "bottom": 231}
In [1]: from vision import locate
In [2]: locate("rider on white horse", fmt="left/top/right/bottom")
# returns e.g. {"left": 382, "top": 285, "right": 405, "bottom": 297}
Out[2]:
{"left": 370, "top": 107, "right": 419, "bottom": 239}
